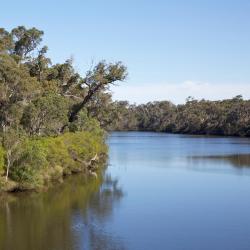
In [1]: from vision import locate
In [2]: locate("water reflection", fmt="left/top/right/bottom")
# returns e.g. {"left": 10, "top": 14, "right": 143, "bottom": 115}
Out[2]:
{"left": 204, "top": 154, "right": 250, "bottom": 168}
{"left": 189, "top": 154, "right": 250, "bottom": 168}
{"left": 108, "top": 132, "right": 250, "bottom": 250}
{"left": 186, "top": 154, "right": 250, "bottom": 176}
{"left": 0, "top": 171, "right": 125, "bottom": 250}
{"left": 1, "top": 133, "right": 250, "bottom": 250}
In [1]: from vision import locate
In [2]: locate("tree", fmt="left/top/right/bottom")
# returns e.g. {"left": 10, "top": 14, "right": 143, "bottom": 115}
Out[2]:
{"left": 68, "top": 61, "right": 127, "bottom": 123}
{"left": 0, "top": 54, "right": 40, "bottom": 131}
{"left": 21, "top": 94, "right": 69, "bottom": 135}
{"left": 86, "top": 92, "right": 115, "bottom": 128}
{"left": 0, "top": 25, "right": 125, "bottom": 190}
{"left": 1, "top": 128, "right": 24, "bottom": 181}
{"left": 28, "top": 46, "right": 51, "bottom": 82}
{"left": 11, "top": 26, "right": 44, "bottom": 61}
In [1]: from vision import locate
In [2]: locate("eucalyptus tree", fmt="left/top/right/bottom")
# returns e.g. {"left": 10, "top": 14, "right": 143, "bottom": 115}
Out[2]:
{"left": 67, "top": 61, "right": 127, "bottom": 123}
{"left": 0, "top": 53, "right": 40, "bottom": 131}
{"left": 11, "top": 26, "right": 44, "bottom": 62}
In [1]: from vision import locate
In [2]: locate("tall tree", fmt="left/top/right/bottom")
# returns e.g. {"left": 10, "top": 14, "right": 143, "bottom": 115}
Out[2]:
{"left": 68, "top": 61, "right": 127, "bottom": 123}
{"left": 11, "top": 26, "right": 44, "bottom": 61}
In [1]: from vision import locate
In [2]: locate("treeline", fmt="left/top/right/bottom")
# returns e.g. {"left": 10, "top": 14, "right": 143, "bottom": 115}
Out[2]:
{"left": 0, "top": 26, "right": 127, "bottom": 191}
{"left": 104, "top": 96, "right": 250, "bottom": 136}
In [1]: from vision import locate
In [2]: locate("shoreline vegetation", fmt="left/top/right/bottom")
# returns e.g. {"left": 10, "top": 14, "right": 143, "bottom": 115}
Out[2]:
{"left": 106, "top": 97, "right": 250, "bottom": 137}
{"left": 0, "top": 131, "right": 108, "bottom": 192}
{"left": 0, "top": 26, "right": 126, "bottom": 193}
{"left": 0, "top": 26, "right": 249, "bottom": 193}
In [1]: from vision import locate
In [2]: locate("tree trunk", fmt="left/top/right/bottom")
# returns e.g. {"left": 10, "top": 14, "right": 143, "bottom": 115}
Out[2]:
{"left": 68, "top": 84, "right": 101, "bottom": 122}
{"left": 5, "top": 150, "right": 11, "bottom": 181}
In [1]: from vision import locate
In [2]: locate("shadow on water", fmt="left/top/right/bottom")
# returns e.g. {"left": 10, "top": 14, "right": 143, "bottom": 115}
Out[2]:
{"left": 0, "top": 170, "right": 125, "bottom": 250}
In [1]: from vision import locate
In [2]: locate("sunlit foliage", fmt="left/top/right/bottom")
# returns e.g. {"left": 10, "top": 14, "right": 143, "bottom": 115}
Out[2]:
{"left": 0, "top": 26, "right": 125, "bottom": 191}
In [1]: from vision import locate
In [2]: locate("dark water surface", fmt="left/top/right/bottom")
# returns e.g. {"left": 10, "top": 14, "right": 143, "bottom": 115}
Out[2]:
{"left": 1, "top": 132, "right": 250, "bottom": 250}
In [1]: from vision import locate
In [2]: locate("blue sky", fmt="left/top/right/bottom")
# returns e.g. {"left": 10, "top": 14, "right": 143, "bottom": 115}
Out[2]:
{"left": 1, "top": 0, "right": 250, "bottom": 103}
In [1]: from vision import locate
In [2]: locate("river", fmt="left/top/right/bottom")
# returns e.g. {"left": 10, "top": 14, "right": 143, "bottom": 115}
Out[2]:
{"left": 1, "top": 132, "right": 250, "bottom": 250}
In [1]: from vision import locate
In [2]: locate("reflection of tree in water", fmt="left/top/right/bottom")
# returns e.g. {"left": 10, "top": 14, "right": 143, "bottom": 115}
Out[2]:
{"left": 89, "top": 174, "right": 123, "bottom": 218}
{"left": 75, "top": 174, "right": 125, "bottom": 250}
{"left": 221, "top": 154, "right": 250, "bottom": 168}
{"left": 0, "top": 170, "right": 125, "bottom": 250}
{"left": 188, "top": 154, "right": 250, "bottom": 174}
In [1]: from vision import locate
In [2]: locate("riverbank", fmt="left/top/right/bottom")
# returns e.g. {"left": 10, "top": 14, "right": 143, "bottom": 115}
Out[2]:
{"left": 0, "top": 131, "right": 108, "bottom": 193}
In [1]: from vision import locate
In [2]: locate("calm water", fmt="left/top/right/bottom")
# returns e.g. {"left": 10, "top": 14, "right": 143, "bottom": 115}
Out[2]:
{"left": 1, "top": 132, "right": 250, "bottom": 250}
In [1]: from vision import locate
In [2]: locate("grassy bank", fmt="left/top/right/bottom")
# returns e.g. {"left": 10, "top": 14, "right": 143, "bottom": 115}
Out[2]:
{"left": 0, "top": 130, "right": 107, "bottom": 192}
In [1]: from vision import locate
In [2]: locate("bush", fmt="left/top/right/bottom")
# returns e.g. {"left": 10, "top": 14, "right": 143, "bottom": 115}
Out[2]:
{"left": 6, "top": 130, "right": 107, "bottom": 190}
{"left": 10, "top": 139, "right": 48, "bottom": 189}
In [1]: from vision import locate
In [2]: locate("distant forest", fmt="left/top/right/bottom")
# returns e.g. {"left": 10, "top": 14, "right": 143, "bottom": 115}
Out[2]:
{"left": 92, "top": 96, "right": 250, "bottom": 137}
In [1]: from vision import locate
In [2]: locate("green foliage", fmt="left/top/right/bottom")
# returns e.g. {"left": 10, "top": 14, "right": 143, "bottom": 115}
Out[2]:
{"left": 87, "top": 92, "right": 121, "bottom": 128}
{"left": 68, "top": 60, "right": 127, "bottom": 122}
{"left": 68, "top": 109, "right": 102, "bottom": 134}
{"left": 108, "top": 98, "right": 250, "bottom": 136}
{"left": 11, "top": 26, "right": 44, "bottom": 60}
{"left": 0, "top": 25, "right": 127, "bottom": 137}
{"left": 10, "top": 139, "right": 47, "bottom": 188}
{"left": 0, "top": 28, "right": 13, "bottom": 52}
{"left": 21, "top": 93, "right": 69, "bottom": 135}
{"left": 5, "top": 130, "right": 107, "bottom": 190}
{"left": 0, "top": 25, "right": 124, "bottom": 191}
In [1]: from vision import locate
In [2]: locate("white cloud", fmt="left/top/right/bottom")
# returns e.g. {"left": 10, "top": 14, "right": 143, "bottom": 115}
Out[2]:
{"left": 111, "top": 81, "right": 250, "bottom": 104}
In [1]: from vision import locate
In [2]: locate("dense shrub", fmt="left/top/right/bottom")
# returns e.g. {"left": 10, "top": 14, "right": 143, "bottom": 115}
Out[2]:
{"left": 5, "top": 130, "right": 107, "bottom": 190}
